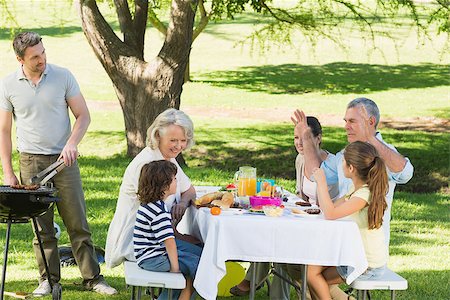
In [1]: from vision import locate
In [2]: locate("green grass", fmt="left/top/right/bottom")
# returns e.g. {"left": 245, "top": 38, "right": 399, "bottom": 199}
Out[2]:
{"left": 1, "top": 114, "right": 448, "bottom": 299}
{"left": 0, "top": 1, "right": 449, "bottom": 299}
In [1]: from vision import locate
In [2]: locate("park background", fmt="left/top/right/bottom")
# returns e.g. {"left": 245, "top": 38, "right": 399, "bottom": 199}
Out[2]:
{"left": 0, "top": 0, "right": 448, "bottom": 299}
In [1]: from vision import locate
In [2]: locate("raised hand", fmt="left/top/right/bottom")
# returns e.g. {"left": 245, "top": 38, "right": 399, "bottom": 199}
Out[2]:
{"left": 358, "top": 105, "right": 373, "bottom": 142}
{"left": 291, "top": 109, "right": 310, "bottom": 138}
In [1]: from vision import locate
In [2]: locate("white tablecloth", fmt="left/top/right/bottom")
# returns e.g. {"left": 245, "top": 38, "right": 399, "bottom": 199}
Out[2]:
{"left": 178, "top": 186, "right": 368, "bottom": 300}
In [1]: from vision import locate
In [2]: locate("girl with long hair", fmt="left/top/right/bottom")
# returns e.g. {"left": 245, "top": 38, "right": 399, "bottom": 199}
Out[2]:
{"left": 307, "top": 141, "right": 388, "bottom": 299}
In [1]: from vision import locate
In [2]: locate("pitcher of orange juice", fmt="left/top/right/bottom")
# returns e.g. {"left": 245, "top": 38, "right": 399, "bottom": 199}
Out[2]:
{"left": 234, "top": 166, "right": 257, "bottom": 196}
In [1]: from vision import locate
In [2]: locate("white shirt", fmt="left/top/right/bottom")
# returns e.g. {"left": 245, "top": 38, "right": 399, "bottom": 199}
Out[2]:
{"left": 105, "top": 147, "right": 191, "bottom": 268}
{"left": 302, "top": 175, "right": 318, "bottom": 205}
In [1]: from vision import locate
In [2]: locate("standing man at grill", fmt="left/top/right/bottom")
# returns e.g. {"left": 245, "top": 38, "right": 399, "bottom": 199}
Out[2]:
{"left": 0, "top": 32, "right": 117, "bottom": 296}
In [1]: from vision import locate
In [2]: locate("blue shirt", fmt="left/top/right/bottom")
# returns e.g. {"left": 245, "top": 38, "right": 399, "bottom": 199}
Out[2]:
{"left": 133, "top": 200, "right": 174, "bottom": 264}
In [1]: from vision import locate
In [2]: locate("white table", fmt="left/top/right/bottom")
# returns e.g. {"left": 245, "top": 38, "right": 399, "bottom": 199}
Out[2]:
{"left": 178, "top": 187, "right": 368, "bottom": 300}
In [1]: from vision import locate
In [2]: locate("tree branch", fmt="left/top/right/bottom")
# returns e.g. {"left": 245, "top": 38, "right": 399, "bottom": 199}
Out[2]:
{"left": 158, "top": 0, "right": 197, "bottom": 90}
{"left": 333, "top": 0, "right": 375, "bottom": 41}
{"left": 193, "top": 0, "right": 210, "bottom": 40}
{"left": 114, "top": 0, "right": 142, "bottom": 54}
{"left": 260, "top": 0, "right": 294, "bottom": 24}
{"left": 113, "top": 0, "right": 133, "bottom": 35}
{"left": 133, "top": 0, "right": 148, "bottom": 58}
{"left": 148, "top": 6, "right": 168, "bottom": 36}
{"left": 78, "top": 1, "right": 124, "bottom": 68}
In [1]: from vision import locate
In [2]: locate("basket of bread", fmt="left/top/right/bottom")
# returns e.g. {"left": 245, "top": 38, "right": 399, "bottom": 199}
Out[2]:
{"left": 194, "top": 191, "right": 235, "bottom": 209}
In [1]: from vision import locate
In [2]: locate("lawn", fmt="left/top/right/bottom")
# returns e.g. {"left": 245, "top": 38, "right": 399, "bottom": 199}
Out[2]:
{"left": 0, "top": 1, "right": 449, "bottom": 300}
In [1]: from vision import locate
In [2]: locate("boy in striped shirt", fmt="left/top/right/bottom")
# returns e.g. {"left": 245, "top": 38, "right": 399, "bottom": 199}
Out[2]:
{"left": 134, "top": 160, "right": 201, "bottom": 300}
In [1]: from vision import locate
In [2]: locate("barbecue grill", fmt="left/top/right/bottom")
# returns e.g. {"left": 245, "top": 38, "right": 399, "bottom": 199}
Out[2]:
{"left": 0, "top": 161, "right": 65, "bottom": 300}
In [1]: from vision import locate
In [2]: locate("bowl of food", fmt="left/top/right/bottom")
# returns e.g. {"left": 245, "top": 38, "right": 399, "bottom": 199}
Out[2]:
{"left": 262, "top": 205, "right": 284, "bottom": 217}
{"left": 250, "top": 196, "right": 282, "bottom": 207}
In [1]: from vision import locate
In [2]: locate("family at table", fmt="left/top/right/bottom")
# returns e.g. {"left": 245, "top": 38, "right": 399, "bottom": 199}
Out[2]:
{"left": 104, "top": 97, "right": 414, "bottom": 300}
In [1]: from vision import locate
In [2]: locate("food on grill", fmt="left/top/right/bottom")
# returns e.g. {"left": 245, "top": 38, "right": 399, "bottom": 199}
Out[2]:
{"left": 194, "top": 191, "right": 224, "bottom": 206}
{"left": 10, "top": 184, "right": 40, "bottom": 190}
{"left": 295, "top": 201, "right": 312, "bottom": 207}
{"left": 10, "top": 184, "right": 25, "bottom": 189}
{"left": 24, "top": 184, "right": 40, "bottom": 190}
{"left": 305, "top": 208, "right": 321, "bottom": 215}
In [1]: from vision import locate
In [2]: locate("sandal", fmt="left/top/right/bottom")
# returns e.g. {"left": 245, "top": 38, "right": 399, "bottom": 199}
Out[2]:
{"left": 229, "top": 283, "right": 264, "bottom": 296}
{"left": 229, "top": 285, "right": 249, "bottom": 296}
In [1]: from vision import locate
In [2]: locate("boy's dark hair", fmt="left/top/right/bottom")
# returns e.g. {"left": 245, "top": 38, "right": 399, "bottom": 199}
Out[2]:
{"left": 137, "top": 160, "right": 177, "bottom": 204}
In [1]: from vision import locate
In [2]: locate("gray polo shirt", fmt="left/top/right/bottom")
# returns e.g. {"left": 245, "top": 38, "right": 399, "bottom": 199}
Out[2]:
{"left": 0, "top": 63, "right": 80, "bottom": 154}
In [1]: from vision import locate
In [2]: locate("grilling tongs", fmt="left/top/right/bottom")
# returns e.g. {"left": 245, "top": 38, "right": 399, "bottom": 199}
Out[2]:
{"left": 28, "top": 160, "right": 66, "bottom": 185}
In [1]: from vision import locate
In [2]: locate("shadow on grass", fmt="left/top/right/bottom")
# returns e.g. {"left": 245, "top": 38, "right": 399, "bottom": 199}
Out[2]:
{"left": 0, "top": 22, "right": 120, "bottom": 41}
{"left": 0, "top": 26, "right": 82, "bottom": 40}
{"left": 195, "top": 62, "right": 450, "bottom": 94}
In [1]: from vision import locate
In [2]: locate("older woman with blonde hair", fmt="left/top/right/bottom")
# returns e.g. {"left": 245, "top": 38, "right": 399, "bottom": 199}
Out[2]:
{"left": 105, "top": 108, "right": 198, "bottom": 268}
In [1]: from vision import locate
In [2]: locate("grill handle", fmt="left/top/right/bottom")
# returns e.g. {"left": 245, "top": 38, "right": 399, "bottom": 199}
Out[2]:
{"left": 30, "top": 195, "right": 61, "bottom": 204}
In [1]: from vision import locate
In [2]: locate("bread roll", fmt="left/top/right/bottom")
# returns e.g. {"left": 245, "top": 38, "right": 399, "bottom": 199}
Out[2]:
{"left": 220, "top": 192, "right": 234, "bottom": 207}
{"left": 211, "top": 199, "right": 231, "bottom": 209}
{"left": 194, "top": 191, "right": 223, "bottom": 206}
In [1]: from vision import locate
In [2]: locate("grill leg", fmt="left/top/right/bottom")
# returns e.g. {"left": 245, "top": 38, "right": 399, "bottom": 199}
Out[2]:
{"left": 0, "top": 220, "right": 12, "bottom": 300}
{"left": 32, "top": 217, "right": 54, "bottom": 290}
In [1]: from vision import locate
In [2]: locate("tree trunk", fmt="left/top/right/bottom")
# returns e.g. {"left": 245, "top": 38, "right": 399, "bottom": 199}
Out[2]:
{"left": 78, "top": 0, "right": 197, "bottom": 157}
{"left": 184, "top": 58, "right": 191, "bottom": 82}
{"left": 112, "top": 58, "right": 182, "bottom": 157}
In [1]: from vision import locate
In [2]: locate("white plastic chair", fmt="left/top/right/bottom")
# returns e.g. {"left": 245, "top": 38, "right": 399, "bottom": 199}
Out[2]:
{"left": 350, "top": 268, "right": 407, "bottom": 300}
{"left": 123, "top": 260, "right": 186, "bottom": 300}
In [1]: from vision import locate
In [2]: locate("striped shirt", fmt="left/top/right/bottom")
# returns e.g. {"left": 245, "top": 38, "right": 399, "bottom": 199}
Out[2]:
{"left": 133, "top": 200, "right": 174, "bottom": 264}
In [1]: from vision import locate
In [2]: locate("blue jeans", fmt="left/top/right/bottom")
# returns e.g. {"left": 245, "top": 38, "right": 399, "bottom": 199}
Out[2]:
{"left": 337, "top": 264, "right": 386, "bottom": 280}
{"left": 138, "top": 239, "right": 202, "bottom": 300}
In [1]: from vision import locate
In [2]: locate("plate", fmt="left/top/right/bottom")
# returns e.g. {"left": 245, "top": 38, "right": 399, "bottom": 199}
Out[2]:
{"left": 244, "top": 210, "right": 265, "bottom": 215}
{"left": 291, "top": 212, "right": 322, "bottom": 218}
{"left": 289, "top": 208, "right": 322, "bottom": 218}
{"left": 220, "top": 208, "right": 245, "bottom": 216}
